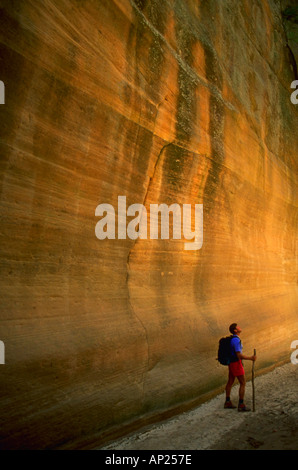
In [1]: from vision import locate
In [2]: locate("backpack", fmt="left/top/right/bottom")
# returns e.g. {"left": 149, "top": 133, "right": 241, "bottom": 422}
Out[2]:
{"left": 217, "top": 335, "right": 235, "bottom": 365}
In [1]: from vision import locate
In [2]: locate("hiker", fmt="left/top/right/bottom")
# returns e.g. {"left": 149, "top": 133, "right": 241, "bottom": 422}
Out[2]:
{"left": 224, "top": 323, "right": 257, "bottom": 411}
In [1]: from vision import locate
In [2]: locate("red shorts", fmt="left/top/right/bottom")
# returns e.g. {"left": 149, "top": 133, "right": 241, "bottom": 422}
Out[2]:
{"left": 229, "top": 360, "right": 245, "bottom": 377}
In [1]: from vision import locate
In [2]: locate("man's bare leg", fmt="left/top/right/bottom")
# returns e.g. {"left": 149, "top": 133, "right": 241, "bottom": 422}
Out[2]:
{"left": 224, "top": 370, "right": 236, "bottom": 408}
{"left": 237, "top": 375, "right": 250, "bottom": 411}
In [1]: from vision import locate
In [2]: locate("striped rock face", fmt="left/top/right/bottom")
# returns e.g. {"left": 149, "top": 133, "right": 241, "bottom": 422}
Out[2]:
{"left": 0, "top": 0, "right": 297, "bottom": 449}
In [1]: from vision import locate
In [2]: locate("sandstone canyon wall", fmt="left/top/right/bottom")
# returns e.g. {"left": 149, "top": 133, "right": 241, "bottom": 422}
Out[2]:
{"left": 0, "top": 0, "right": 297, "bottom": 449}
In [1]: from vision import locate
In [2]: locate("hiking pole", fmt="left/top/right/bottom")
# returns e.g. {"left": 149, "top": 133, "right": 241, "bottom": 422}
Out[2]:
{"left": 252, "top": 348, "right": 256, "bottom": 412}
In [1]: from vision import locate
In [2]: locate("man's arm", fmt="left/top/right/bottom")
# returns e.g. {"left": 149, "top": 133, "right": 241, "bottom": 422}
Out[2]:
{"left": 236, "top": 351, "right": 257, "bottom": 361}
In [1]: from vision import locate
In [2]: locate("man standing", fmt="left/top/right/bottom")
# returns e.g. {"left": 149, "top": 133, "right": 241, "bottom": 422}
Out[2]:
{"left": 224, "top": 323, "right": 256, "bottom": 411}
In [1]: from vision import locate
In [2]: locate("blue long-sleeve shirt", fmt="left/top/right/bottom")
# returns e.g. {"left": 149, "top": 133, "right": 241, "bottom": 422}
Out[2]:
{"left": 230, "top": 335, "right": 242, "bottom": 362}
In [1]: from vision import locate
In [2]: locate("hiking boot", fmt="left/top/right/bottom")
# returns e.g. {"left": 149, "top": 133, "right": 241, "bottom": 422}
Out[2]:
{"left": 238, "top": 403, "right": 251, "bottom": 412}
{"left": 224, "top": 401, "right": 236, "bottom": 409}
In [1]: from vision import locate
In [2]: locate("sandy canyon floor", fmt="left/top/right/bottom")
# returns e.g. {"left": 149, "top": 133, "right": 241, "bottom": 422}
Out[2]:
{"left": 99, "top": 363, "right": 297, "bottom": 451}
